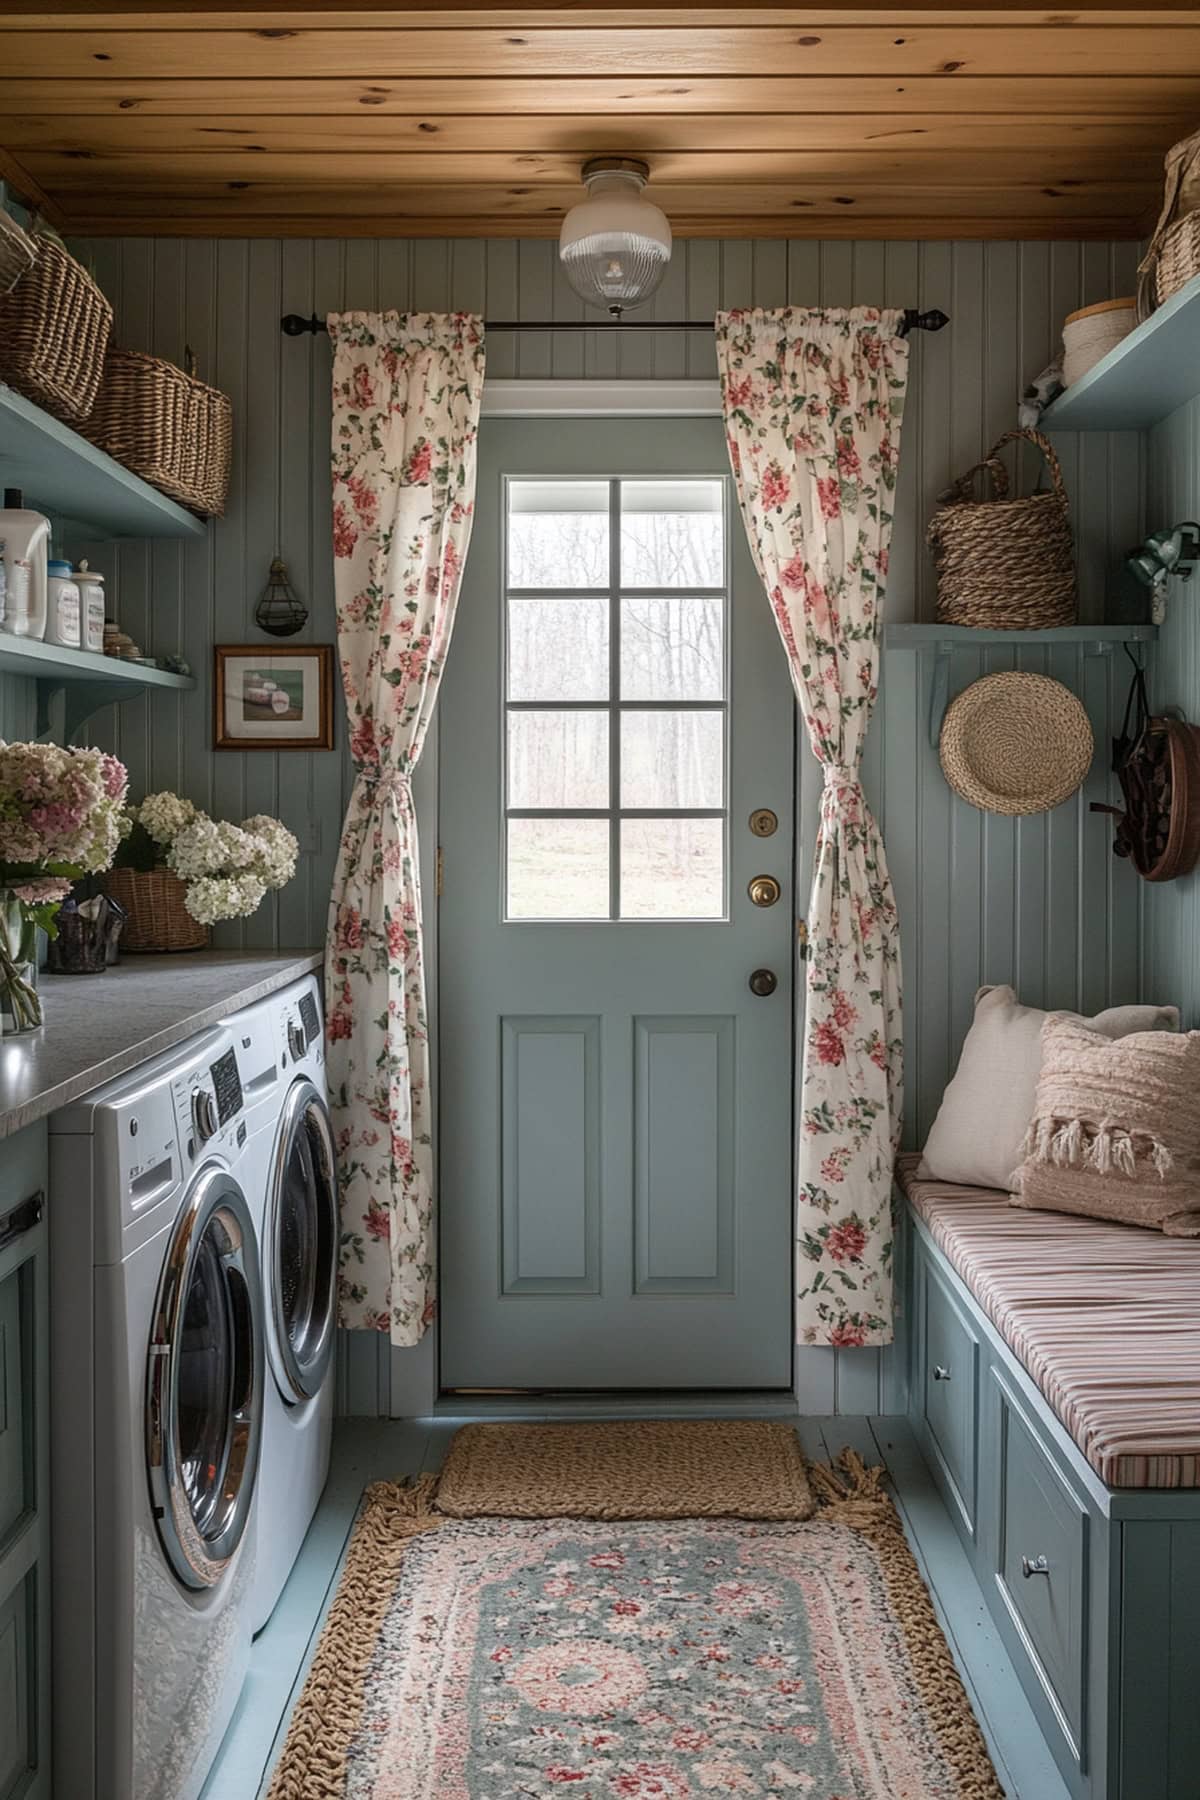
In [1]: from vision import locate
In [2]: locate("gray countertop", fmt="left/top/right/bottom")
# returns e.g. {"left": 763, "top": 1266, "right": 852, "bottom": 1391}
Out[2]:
{"left": 0, "top": 949, "right": 324, "bottom": 1140}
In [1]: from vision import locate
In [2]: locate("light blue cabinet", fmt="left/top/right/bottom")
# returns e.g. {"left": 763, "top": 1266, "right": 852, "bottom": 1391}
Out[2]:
{"left": 0, "top": 1122, "right": 49, "bottom": 1800}
{"left": 904, "top": 1195, "right": 1200, "bottom": 1800}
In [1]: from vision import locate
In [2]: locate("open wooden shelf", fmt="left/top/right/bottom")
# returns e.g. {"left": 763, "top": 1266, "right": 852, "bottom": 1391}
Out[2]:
{"left": 0, "top": 383, "right": 206, "bottom": 539}
{"left": 0, "top": 633, "right": 195, "bottom": 740}
{"left": 1040, "top": 275, "right": 1200, "bottom": 432}
{"left": 884, "top": 622, "right": 1157, "bottom": 647}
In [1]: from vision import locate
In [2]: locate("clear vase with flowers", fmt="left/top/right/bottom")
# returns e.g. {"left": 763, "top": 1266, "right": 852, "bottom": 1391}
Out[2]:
{"left": 0, "top": 739, "right": 129, "bottom": 1033}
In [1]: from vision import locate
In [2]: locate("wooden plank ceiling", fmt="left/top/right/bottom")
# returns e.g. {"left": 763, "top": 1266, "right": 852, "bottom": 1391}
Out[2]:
{"left": 0, "top": 4, "right": 1198, "bottom": 239}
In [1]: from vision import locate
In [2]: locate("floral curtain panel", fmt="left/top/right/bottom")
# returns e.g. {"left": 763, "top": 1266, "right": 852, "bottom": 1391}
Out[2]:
{"left": 326, "top": 311, "right": 485, "bottom": 1345}
{"left": 715, "top": 307, "right": 910, "bottom": 1348}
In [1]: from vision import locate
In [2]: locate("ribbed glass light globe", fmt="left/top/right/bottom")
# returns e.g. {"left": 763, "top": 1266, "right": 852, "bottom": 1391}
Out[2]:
{"left": 559, "top": 159, "right": 672, "bottom": 318}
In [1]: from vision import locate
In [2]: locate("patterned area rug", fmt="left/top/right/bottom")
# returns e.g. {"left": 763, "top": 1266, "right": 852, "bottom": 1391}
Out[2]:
{"left": 267, "top": 1450, "right": 1003, "bottom": 1800}
{"left": 434, "top": 1419, "right": 817, "bottom": 1521}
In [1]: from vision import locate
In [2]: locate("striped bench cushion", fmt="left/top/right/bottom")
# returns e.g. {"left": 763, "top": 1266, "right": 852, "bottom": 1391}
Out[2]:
{"left": 897, "top": 1152, "right": 1200, "bottom": 1489}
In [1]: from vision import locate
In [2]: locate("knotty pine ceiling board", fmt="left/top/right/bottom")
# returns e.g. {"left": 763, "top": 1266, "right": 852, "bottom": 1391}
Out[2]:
{"left": 1, "top": 5, "right": 1197, "bottom": 239}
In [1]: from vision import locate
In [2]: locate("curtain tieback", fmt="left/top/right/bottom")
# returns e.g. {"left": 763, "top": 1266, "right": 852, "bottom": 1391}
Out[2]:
{"left": 356, "top": 765, "right": 414, "bottom": 804}
{"left": 821, "top": 763, "right": 861, "bottom": 795}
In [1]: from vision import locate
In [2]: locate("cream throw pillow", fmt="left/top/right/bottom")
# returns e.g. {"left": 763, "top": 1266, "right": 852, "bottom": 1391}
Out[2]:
{"left": 1012, "top": 1018, "right": 1200, "bottom": 1235}
{"left": 919, "top": 985, "right": 1179, "bottom": 1192}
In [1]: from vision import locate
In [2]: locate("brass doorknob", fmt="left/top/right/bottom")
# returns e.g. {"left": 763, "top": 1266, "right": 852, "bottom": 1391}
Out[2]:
{"left": 748, "top": 874, "right": 781, "bottom": 908}
{"left": 749, "top": 808, "right": 778, "bottom": 838}
{"left": 748, "top": 968, "right": 777, "bottom": 998}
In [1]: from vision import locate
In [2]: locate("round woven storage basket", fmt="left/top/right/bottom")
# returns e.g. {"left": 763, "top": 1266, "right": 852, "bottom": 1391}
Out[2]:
{"left": 939, "top": 672, "right": 1094, "bottom": 816}
{"left": 104, "top": 868, "right": 209, "bottom": 953}
{"left": 927, "top": 429, "right": 1077, "bottom": 632}
{"left": 1062, "top": 297, "right": 1135, "bottom": 387}
{"left": 0, "top": 235, "right": 113, "bottom": 422}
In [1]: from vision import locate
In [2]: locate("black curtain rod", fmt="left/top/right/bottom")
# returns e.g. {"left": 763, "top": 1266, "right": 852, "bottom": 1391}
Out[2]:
{"left": 281, "top": 307, "right": 949, "bottom": 338}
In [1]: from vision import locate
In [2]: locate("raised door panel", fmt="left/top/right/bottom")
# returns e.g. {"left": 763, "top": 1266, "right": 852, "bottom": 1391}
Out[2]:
{"left": 501, "top": 1017, "right": 600, "bottom": 1295}
{"left": 0, "top": 1265, "right": 29, "bottom": 1553}
{"left": 0, "top": 1571, "right": 33, "bottom": 1800}
{"left": 920, "top": 1258, "right": 979, "bottom": 1537}
{"left": 634, "top": 1017, "right": 734, "bottom": 1294}
{"left": 993, "top": 1369, "right": 1090, "bottom": 1772}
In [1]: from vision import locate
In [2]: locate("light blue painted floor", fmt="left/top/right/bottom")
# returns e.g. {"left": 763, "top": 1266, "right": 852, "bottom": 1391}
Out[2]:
{"left": 203, "top": 1414, "right": 1070, "bottom": 1800}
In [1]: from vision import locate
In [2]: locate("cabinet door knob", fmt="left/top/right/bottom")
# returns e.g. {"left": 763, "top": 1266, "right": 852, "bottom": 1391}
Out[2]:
{"left": 932, "top": 1364, "right": 952, "bottom": 1382}
{"left": 1021, "top": 1555, "right": 1050, "bottom": 1579}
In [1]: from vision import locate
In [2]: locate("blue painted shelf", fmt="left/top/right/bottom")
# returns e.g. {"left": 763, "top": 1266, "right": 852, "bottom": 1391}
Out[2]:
{"left": 0, "top": 383, "right": 206, "bottom": 539}
{"left": 884, "top": 623, "right": 1157, "bottom": 648}
{"left": 0, "top": 633, "right": 195, "bottom": 740}
{"left": 1040, "top": 273, "right": 1200, "bottom": 432}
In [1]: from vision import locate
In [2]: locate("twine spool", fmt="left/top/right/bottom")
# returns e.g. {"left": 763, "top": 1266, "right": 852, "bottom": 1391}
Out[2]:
{"left": 1062, "top": 298, "right": 1136, "bottom": 387}
{"left": 940, "top": 672, "right": 1094, "bottom": 817}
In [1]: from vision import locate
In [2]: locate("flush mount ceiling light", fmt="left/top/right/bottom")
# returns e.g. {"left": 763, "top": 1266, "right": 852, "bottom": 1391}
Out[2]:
{"left": 558, "top": 157, "right": 673, "bottom": 319}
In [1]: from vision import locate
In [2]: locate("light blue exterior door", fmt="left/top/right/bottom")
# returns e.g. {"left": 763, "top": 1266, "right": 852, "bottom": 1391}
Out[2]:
{"left": 438, "top": 416, "right": 795, "bottom": 1389}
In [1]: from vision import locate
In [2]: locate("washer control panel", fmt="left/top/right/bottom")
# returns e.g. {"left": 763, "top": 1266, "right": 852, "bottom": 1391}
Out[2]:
{"left": 171, "top": 1046, "right": 244, "bottom": 1162}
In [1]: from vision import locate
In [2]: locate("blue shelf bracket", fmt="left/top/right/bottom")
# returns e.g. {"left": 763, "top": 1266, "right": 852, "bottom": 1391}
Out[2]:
{"left": 35, "top": 677, "right": 146, "bottom": 745}
{"left": 928, "top": 643, "right": 956, "bottom": 749}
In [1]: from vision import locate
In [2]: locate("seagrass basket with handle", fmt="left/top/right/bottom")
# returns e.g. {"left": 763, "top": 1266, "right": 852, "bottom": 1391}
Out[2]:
{"left": 927, "top": 428, "right": 1077, "bottom": 631}
{"left": 82, "top": 344, "right": 232, "bottom": 517}
{"left": 103, "top": 868, "right": 209, "bottom": 953}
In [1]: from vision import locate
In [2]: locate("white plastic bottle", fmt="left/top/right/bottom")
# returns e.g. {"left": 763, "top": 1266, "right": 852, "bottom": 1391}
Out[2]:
{"left": 0, "top": 488, "right": 50, "bottom": 640}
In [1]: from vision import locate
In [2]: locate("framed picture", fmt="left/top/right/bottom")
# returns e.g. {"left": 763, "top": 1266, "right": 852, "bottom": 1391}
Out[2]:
{"left": 214, "top": 644, "right": 335, "bottom": 751}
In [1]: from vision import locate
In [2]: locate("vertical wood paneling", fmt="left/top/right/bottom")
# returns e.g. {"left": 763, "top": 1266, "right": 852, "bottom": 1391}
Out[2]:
{"left": 12, "top": 233, "right": 1145, "bottom": 1417}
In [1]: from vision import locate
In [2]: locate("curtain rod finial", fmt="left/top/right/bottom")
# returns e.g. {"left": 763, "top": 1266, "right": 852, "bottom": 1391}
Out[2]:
{"left": 899, "top": 307, "right": 950, "bottom": 337}
{"left": 281, "top": 312, "right": 324, "bottom": 336}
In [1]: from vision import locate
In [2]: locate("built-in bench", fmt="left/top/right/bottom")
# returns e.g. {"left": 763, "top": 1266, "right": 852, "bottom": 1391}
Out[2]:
{"left": 896, "top": 1153, "right": 1200, "bottom": 1800}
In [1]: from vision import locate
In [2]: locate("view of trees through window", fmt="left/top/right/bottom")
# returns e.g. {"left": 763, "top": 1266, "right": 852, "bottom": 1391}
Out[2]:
{"left": 504, "top": 478, "right": 728, "bottom": 920}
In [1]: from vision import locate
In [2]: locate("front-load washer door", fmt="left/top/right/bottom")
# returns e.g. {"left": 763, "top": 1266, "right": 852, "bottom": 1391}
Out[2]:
{"left": 268, "top": 1079, "right": 338, "bottom": 1403}
{"left": 146, "top": 1165, "right": 264, "bottom": 1591}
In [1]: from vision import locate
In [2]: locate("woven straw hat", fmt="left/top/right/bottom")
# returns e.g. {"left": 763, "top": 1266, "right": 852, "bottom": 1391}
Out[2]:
{"left": 940, "top": 671, "right": 1094, "bottom": 815}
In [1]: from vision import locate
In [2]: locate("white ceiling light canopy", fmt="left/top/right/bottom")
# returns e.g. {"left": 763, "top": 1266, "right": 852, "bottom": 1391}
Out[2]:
{"left": 558, "top": 157, "right": 673, "bottom": 319}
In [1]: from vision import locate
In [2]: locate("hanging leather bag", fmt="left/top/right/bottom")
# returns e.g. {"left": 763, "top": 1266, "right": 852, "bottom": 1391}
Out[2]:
{"left": 1091, "top": 660, "right": 1200, "bottom": 882}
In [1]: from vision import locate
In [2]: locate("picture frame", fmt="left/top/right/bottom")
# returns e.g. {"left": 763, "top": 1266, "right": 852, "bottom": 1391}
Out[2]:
{"left": 214, "top": 644, "right": 335, "bottom": 751}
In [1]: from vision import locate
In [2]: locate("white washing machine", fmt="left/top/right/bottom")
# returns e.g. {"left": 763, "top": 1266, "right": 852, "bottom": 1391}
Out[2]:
{"left": 49, "top": 1026, "right": 264, "bottom": 1800}
{"left": 228, "top": 972, "right": 336, "bottom": 1634}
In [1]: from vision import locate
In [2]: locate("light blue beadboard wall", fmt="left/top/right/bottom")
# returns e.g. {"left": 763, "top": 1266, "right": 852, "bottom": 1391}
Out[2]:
{"left": 0, "top": 233, "right": 1151, "bottom": 1415}
{"left": 1144, "top": 395, "right": 1200, "bottom": 1027}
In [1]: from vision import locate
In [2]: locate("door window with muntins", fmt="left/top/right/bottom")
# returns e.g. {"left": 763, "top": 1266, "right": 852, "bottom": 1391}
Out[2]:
{"left": 504, "top": 476, "right": 728, "bottom": 921}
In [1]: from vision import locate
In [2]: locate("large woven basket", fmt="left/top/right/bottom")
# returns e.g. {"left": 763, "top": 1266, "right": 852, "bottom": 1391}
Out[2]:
{"left": 0, "top": 208, "right": 36, "bottom": 297}
{"left": 83, "top": 346, "right": 232, "bottom": 517}
{"left": 0, "top": 235, "right": 113, "bottom": 421}
{"left": 1139, "top": 126, "right": 1200, "bottom": 317}
{"left": 927, "top": 428, "right": 1076, "bottom": 631}
{"left": 104, "top": 868, "right": 209, "bottom": 953}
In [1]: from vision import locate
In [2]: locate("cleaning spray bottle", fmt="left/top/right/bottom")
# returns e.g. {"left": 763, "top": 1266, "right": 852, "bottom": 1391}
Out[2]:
{"left": 0, "top": 488, "right": 50, "bottom": 639}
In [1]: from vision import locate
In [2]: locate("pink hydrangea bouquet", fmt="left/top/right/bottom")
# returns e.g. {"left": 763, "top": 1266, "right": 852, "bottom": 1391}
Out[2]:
{"left": 0, "top": 739, "right": 129, "bottom": 1031}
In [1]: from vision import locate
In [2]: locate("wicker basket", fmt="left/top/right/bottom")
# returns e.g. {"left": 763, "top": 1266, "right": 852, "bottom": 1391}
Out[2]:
{"left": 83, "top": 346, "right": 232, "bottom": 517}
{"left": 927, "top": 428, "right": 1077, "bottom": 631}
{"left": 0, "top": 208, "right": 36, "bottom": 297}
{"left": 0, "top": 235, "right": 113, "bottom": 421}
{"left": 1139, "top": 126, "right": 1200, "bottom": 317}
{"left": 104, "top": 868, "right": 209, "bottom": 953}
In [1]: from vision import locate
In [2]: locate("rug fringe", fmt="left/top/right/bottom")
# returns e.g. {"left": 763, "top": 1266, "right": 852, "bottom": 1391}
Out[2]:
{"left": 809, "top": 1446, "right": 892, "bottom": 1527}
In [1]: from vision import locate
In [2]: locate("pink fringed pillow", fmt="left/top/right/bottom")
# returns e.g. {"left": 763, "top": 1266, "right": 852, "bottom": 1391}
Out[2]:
{"left": 1012, "top": 1017, "right": 1200, "bottom": 1235}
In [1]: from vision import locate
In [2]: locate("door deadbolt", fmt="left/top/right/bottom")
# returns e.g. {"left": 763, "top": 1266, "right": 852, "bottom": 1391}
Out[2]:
{"left": 748, "top": 874, "right": 781, "bottom": 908}
{"left": 749, "top": 808, "right": 778, "bottom": 838}
{"left": 748, "top": 968, "right": 778, "bottom": 998}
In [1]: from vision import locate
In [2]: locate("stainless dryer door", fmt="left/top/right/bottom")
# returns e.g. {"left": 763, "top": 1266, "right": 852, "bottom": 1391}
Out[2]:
{"left": 146, "top": 1165, "right": 264, "bottom": 1591}
{"left": 267, "top": 1079, "right": 338, "bottom": 1402}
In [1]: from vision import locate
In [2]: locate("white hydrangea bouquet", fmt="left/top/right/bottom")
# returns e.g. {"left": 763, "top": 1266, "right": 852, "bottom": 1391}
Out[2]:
{"left": 122, "top": 792, "right": 299, "bottom": 926}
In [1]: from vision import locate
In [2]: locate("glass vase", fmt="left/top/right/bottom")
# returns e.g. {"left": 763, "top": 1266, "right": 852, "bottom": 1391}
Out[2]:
{"left": 0, "top": 892, "right": 43, "bottom": 1035}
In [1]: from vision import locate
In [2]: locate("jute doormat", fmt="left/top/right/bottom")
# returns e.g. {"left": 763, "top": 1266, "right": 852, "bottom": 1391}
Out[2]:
{"left": 433, "top": 1418, "right": 817, "bottom": 1520}
{"left": 267, "top": 1441, "right": 1004, "bottom": 1800}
